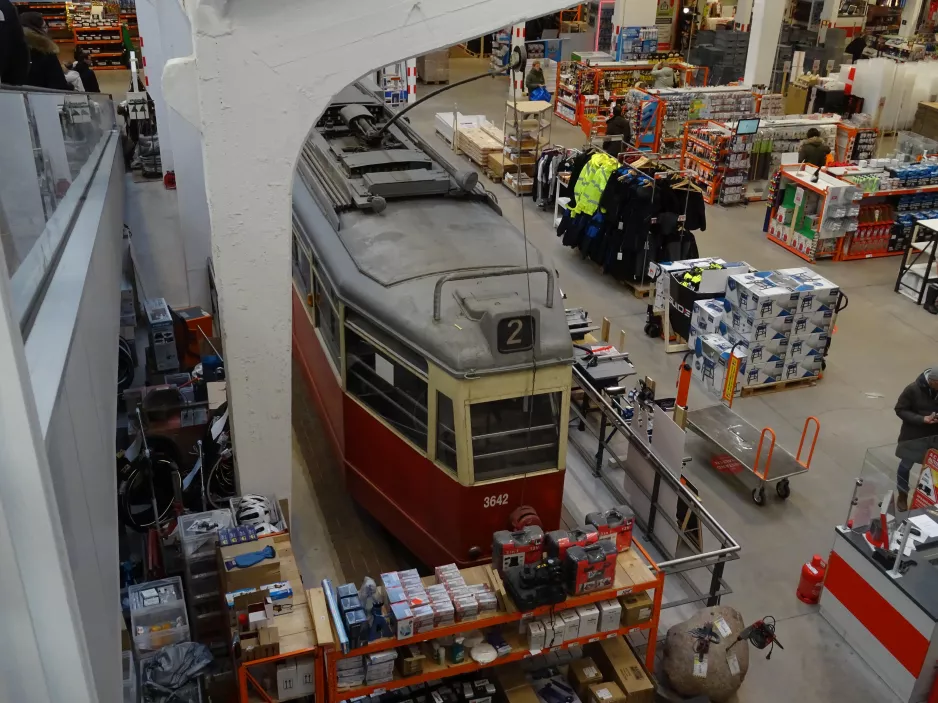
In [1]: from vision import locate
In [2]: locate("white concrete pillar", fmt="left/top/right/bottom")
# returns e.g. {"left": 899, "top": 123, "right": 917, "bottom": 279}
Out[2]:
{"left": 900, "top": 0, "right": 927, "bottom": 38}
{"left": 174, "top": 0, "right": 574, "bottom": 503}
{"left": 744, "top": 0, "right": 786, "bottom": 87}
{"left": 818, "top": 0, "right": 839, "bottom": 43}
{"left": 406, "top": 57, "right": 417, "bottom": 104}
{"left": 612, "top": 0, "right": 657, "bottom": 55}
{"left": 734, "top": 0, "right": 754, "bottom": 30}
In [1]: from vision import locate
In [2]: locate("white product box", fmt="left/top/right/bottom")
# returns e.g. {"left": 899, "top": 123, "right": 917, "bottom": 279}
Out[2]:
{"left": 777, "top": 268, "right": 841, "bottom": 310}
{"left": 791, "top": 308, "right": 834, "bottom": 336}
{"left": 694, "top": 298, "right": 727, "bottom": 334}
{"left": 277, "top": 659, "right": 297, "bottom": 700}
{"left": 561, "top": 610, "right": 581, "bottom": 641}
{"left": 786, "top": 334, "right": 828, "bottom": 363}
{"left": 527, "top": 620, "right": 546, "bottom": 650}
{"left": 650, "top": 257, "right": 729, "bottom": 311}
{"left": 725, "top": 305, "right": 792, "bottom": 340}
{"left": 783, "top": 359, "right": 822, "bottom": 380}
{"left": 576, "top": 604, "right": 600, "bottom": 638}
{"left": 597, "top": 599, "right": 622, "bottom": 632}
{"left": 745, "top": 340, "right": 788, "bottom": 366}
{"left": 540, "top": 617, "right": 557, "bottom": 647}
{"left": 724, "top": 272, "right": 800, "bottom": 319}
{"left": 688, "top": 324, "right": 702, "bottom": 357}
{"left": 295, "top": 657, "right": 316, "bottom": 695}
{"left": 698, "top": 334, "right": 748, "bottom": 398}
{"left": 744, "top": 360, "right": 787, "bottom": 386}
{"left": 390, "top": 602, "right": 414, "bottom": 639}
{"left": 551, "top": 614, "right": 568, "bottom": 645}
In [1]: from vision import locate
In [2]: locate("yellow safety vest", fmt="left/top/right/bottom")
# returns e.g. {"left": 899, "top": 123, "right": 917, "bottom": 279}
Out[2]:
{"left": 571, "top": 153, "right": 619, "bottom": 217}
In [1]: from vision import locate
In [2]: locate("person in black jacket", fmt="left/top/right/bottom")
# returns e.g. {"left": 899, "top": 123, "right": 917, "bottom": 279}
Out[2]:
{"left": 0, "top": 0, "right": 28, "bottom": 84}
{"left": 845, "top": 33, "right": 868, "bottom": 63}
{"left": 71, "top": 47, "right": 99, "bottom": 92}
{"left": 19, "top": 12, "right": 70, "bottom": 91}
{"left": 894, "top": 368, "right": 938, "bottom": 511}
{"left": 603, "top": 105, "right": 632, "bottom": 156}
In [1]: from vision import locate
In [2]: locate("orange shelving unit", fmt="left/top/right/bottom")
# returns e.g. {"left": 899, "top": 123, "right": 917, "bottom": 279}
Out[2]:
{"left": 320, "top": 544, "right": 664, "bottom": 703}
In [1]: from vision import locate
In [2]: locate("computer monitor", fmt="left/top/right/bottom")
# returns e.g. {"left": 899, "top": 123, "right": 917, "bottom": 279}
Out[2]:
{"left": 736, "top": 118, "right": 761, "bottom": 135}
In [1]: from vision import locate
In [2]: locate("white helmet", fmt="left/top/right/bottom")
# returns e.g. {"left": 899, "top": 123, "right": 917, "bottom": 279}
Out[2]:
{"left": 254, "top": 522, "right": 280, "bottom": 537}
{"left": 237, "top": 495, "right": 272, "bottom": 526}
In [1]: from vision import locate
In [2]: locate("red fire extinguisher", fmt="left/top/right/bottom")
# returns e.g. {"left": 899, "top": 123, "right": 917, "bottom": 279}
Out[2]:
{"left": 796, "top": 554, "right": 827, "bottom": 604}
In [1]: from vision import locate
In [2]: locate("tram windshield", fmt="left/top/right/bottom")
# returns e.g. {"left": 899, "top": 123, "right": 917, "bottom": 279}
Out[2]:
{"left": 470, "top": 392, "right": 562, "bottom": 481}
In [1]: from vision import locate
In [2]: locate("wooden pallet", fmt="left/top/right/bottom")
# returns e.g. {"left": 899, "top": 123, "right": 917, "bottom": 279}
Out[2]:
{"left": 740, "top": 375, "right": 819, "bottom": 397}
{"left": 621, "top": 279, "right": 653, "bottom": 300}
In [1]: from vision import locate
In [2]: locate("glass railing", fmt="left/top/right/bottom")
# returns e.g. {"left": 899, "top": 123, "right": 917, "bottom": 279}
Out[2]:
{"left": 0, "top": 85, "right": 117, "bottom": 328}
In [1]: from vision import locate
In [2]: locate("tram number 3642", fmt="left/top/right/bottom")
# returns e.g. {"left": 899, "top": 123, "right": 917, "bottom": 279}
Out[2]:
{"left": 483, "top": 493, "right": 510, "bottom": 508}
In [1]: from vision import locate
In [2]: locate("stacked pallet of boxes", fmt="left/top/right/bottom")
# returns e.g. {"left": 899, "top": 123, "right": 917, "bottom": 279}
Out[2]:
{"left": 688, "top": 269, "right": 840, "bottom": 395}
{"left": 417, "top": 51, "right": 450, "bottom": 84}
{"left": 692, "top": 31, "right": 749, "bottom": 85}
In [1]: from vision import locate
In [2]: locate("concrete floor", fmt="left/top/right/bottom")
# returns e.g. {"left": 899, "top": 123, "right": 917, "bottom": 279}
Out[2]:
{"left": 125, "top": 58, "right": 927, "bottom": 701}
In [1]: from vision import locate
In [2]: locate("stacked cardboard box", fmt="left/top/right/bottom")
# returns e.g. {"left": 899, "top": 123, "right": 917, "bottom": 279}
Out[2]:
{"left": 690, "top": 268, "right": 840, "bottom": 394}
{"left": 417, "top": 51, "right": 450, "bottom": 83}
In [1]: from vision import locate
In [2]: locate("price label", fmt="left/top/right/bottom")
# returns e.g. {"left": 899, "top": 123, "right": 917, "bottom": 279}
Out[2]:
{"left": 693, "top": 654, "right": 708, "bottom": 678}
{"left": 550, "top": 645, "right": 562, "bottom": 652}
{"left": 727, "top": 652, "right": 741, "bottom": 676}
{"left": 606, "top": 632, "right": 617, "bottom": 639}
{"left": 588, "top": 637, "right": 600, "bottom": 643}
{"left": 714, "top": 617, "right": 733, "bottom": 638}
{"left": 826, "top": 60, "right": 835, "bottom": 73}
{"left": 678, "top": 214, "right": 687, "bottom": 222}
{"left": 812, "top": 59, "right": 821, "bottom": 72}
{"left": 374, "top": 690, "right": 387, "bottom": 696}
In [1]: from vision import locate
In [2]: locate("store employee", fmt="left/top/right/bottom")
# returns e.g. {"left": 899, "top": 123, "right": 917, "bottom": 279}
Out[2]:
{"left": 894, "top": 367, "right": 938, "bottom": 511}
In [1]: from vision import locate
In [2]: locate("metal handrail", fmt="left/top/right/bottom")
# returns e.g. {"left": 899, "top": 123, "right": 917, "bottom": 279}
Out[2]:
{"left": 432, "top": 266, "right": 555, "bottom": 322}
{"left": 571, "top": 366, "right": 740, "bottom": 583}
{"left": 0, "top": 83, "right": 113, "bottom": 98}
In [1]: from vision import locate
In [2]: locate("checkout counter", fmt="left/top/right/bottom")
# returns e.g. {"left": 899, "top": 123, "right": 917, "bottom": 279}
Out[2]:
{"left": 821, "top": 444, "right": 938, "bottom": 702}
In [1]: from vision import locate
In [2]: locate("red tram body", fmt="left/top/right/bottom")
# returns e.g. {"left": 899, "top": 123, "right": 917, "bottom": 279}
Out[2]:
{"left": 291, "top": 83, "right": 572, "bottom": 568}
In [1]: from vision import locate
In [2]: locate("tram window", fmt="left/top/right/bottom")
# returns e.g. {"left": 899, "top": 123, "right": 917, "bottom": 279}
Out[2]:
{"left": 292, "top": 234, "right": 312, "bottom": 295}
{"left": 314, "top": 275, "right": 341, "bottom": 366}
{"left": 346, "top": 327, "right": 429, "bottom": 449}
{"left": 436, "top": 392, "right": 457, "bottom": 471}
{"left": 470, "top": 392, "right": 561, "bottom": 481}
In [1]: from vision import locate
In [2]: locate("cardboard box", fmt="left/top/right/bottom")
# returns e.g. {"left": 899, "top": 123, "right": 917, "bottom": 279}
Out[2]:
{"left": 277, "top": 659, "right": 297, "bottom": 700}
{"left": 569, "top": 657, "right": 604, "bottom": 700}
{"left": 295, "top": 656, "right": 316, "bottom": 696}
{"left": 505, "top": 685, "right": 540, "bottom": 703}
{"left": 786, "top": 335, "right": 828, "bottom": 364}
{"left": 744, "top": 360, "right": 787, "bottom": 386}
{"left": 588, "top": 682, "right": 626, "bottom": 703}
{"left": 576, "top": 604, "right": 600, "bottom": 638}
{"left": 539, "top": 617, "right": 557, "bottom": 648}
{"left": 724, "top": 305, "right": 792, "bottom": 341}
{"left": 589, "top": 637, "right": 655, "bottom": 703}
{"left": 791, "top": 308, "right": 834, "bottom": 335}
{"left": 696, "top": 334, "right": 748, "bottom": 398}
{"left": 527, "top": 620, "right": 546, "bottom": 651}
{"left": 496, "top": 663, "right": 529, "bottom": 692}
{"left": 694, "top": 298, "right": 726, "bottom": 334}
{"left": 777, "top": 268, "right": 841, "bottom": 309}
{"left": 597, "top": 600, "right": 622, "bottom": 633}
{"left": 550, "top": 614, "right": 568, "bottom": 645}
{"left": 561, "top": 610, "right": 581, "bottom": 641}
{"left": 784, "top": 359, "right": 822, "bottom": 380}
{"left": 218, "top": 536, "right": 284, "bottom": 592}
{"left": 620, "top": 592, "right": 653, "bottom": 626}
{"left": 724, "top": 272, "right": 800, "bottom": 319}
{"left": 121, "top": 614, "right": 132, "bottom": 651}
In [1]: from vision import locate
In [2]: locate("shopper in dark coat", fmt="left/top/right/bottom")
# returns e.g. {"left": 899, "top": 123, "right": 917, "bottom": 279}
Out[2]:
{"left": 894, "top": 368, "right": 938, "bottom": 510}
{"left": 71, "top": 47, "right": 99, "bottom": 92}
{"left": 845, "top": 33, "right": 868, "bottom": 63}
{"left": 0, "top": 0, "right": 28, "bottom": 84}
{"left": 798, "top": 128, "right": 831, "bottom": 167}
{"left": 20, "top": 12, "right": 69, "bottom": 91}
{"left": 603, "top": 105, "right": 632, "bottom": 156}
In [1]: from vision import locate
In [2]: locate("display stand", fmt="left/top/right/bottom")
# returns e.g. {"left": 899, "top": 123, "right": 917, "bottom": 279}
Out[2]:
{"left": 680, "top": 120, "right": 732, "bottom": 205}
{"left": 229, "top": 536, "right": 330, "bottom": 702}
{"left": 13, "top": 1, "right": 70, "bottom": 42}
{"left": 68, "top": 2, "right": 125, "bottom": 70}
{"left": 502, "top": 99, "right": 552, "bottom": 196}
{"left": 320, "top": 547, "right": 664, "bottom": 703}
{"left": 895, "top": 219, "right": 938, "bottom": 305}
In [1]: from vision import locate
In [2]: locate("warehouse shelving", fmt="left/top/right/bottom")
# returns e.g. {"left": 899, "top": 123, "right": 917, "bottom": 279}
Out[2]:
{"left": 320, "top": 544, "right": 664, "bottom": 703}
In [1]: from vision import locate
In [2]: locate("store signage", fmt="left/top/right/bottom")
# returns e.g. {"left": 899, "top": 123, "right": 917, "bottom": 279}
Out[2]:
{"left": 656, "top": 0, "right": 676, "bottom": 19}
{"left": 911, "top": 448, "right": 938, "bottom": 509}
{"left": 722, "top": 354, "right": 740, "bottom": 405}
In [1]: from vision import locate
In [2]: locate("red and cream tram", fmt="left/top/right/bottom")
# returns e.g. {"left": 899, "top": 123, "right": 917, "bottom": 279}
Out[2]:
{"left": 291, "top": 82, "right": 574, "bottom": 568}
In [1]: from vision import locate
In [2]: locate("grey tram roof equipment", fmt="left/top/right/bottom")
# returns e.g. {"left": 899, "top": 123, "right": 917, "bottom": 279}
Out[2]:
{"left": 292, "top": 81, "right": 573, "bottom": 378}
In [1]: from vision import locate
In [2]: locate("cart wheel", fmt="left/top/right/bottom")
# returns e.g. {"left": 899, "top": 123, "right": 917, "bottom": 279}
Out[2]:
{"left": 752, "top": 487, "right": 766, "bottom": 506}
{"left": 776, "top": 479, "right": 791, "bottom": 500}
{"left": 647, "top": 321, "right": 661, "bottom": 338}
{"left": 643, "top": 323, "right": 653, "bottom": 337}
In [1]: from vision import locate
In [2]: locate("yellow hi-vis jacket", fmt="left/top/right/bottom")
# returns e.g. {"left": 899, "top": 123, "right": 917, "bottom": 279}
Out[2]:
{"left": 570, "top": 153, "right": 620, "bottom": 217}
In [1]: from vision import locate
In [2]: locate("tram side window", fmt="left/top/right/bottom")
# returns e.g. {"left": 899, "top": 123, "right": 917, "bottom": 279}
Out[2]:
{"left": 470, "top": 392, "right": 561, "bottom": 481}
{"left": 436, "top": 392, "right": 457, "bottom": 471}
{"left": 314, "top": 275, "right": 341, "bottom": 366}
{"left": 346, "top": 327, "right": 429, "bottom": 449}
{"left": 292, "top": 233, "right": 312, "bottom": 295}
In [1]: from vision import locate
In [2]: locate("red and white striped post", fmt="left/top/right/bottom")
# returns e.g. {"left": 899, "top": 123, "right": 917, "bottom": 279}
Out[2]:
{"left": 406, "top": 58, "right": 417, "bottom": 104}
{"left": 510, "top": 23, "right": 526, "bottom": 94}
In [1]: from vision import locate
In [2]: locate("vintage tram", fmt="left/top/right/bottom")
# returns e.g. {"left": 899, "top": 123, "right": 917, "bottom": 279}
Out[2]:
{"left": 291, "top": 82, "right": 573, "bottom": 567}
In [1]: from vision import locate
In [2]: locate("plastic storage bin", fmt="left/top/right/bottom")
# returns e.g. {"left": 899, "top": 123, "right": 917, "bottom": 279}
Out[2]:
{"left": 179, "top": 510, "right": 233, "bottom": 558}
{"left": 129, "top": 577, "right": 190, "bottom": 652}
{"left": 123, "top": 650, "right": 136, "bottom": 703}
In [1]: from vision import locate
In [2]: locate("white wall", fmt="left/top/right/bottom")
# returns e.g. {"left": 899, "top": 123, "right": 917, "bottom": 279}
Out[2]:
{"left": 24, "top": 137, "right": 125, "bottom": 702}
{"left": 169, "top": 0, "right": 575, "bottom": 504}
